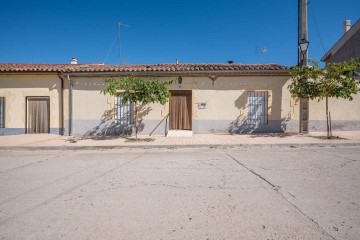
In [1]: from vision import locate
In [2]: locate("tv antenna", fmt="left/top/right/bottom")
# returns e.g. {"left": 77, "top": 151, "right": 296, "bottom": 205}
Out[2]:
{"left": 118, "top": 21, "right": 129, "bottom": 63}
{"left": 259, "top": 47, "right": 267, "bottom": 63}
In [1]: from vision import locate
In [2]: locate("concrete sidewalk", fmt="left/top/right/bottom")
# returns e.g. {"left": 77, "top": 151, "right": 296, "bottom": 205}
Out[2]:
{"left": 0, "top": 131, "right": 360, "bottom": 150}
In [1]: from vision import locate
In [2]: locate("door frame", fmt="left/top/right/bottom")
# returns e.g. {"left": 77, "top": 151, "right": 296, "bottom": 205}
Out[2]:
{"left": 25, "top": 96, "right": 50, "bottom": 134}
{"left": 169, "top": 90, "right": 192, "bottom": 130}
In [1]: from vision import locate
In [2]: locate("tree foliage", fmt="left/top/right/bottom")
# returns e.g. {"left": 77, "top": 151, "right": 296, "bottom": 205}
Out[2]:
{"left": 288, "top": 59, "right": 360, "bottom": 138}
{"left": 289, "top": 59, "right": 360, "bottom": 100}
{"left": 101, "top": 76, "right": 172, "bottom": 138}
{"left": 102, "top": 76, "right": 172, "bottom": 105}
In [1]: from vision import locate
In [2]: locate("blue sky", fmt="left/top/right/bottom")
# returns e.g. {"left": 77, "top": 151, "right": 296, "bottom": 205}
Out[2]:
{"left": 0, "top": 0, "right": 359, "bottom": 66}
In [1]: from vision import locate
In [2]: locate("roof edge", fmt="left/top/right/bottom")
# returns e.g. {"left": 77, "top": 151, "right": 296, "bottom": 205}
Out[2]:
{"left": 321, "top": 18, "right": 360, "bottom": 62}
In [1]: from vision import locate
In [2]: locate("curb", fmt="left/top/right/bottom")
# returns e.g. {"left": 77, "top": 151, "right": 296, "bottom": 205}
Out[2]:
{"left": 1, "top": 142, "right": 360, "bottom": 151}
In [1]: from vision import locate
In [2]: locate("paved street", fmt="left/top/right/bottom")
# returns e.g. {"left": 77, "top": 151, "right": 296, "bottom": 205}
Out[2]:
{"left": 0, "top": 147, "right": 359, "bottom": 240}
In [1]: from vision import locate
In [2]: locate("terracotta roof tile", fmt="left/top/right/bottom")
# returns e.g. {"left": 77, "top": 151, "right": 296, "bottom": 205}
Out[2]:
{"left": 0, "top": 63, "right": 290, "bottom": 73}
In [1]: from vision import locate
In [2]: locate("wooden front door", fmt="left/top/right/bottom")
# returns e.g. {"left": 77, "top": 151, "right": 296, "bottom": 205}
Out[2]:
{"left": 169, "top": 91, "right": 192, "bottom": 130}
{"left": 26, "top": 97, "right": 50, "bottom": 134}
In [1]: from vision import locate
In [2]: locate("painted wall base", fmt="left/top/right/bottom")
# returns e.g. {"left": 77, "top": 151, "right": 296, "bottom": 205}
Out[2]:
{"left": 0, "top": 128, "right": 61, "bottom": 135}
{"left": 71, "top": 118, "right": 300, "bottom": 136}
{"left": 193, "top": 120, "right": 299, "bottom": 134}
{"left": 309, "top": 120, "right": 360, "bottom": 131}
{"left": 0, "top": 128, "right": 26, "bottom": 135}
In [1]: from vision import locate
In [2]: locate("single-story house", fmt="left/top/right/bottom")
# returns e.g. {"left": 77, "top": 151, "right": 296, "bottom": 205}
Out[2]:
{"left": 0, "top": 61, "right": 359, "bottom": 136}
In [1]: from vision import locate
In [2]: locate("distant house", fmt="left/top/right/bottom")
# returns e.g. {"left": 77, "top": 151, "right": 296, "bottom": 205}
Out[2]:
{"left": 0, "top": 60, "right": 359, "bottom": 136}
{"left": 322, "top": 19, "right": 360, "bottom": 63}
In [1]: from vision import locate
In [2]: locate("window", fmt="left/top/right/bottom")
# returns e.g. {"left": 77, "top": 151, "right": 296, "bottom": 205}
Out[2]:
{"left": 115, "top": 95, "right": 133, "bottom": 125}
{"left": 0, "top": 97, "right": 4, "bottom": 128}
{"left": 247, "top": 91, "right": 268, "bottom": 125}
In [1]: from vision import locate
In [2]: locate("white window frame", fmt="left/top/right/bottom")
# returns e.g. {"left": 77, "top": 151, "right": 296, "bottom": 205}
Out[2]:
{"left": 115, "top": 95, "right": 133, "bottom": 125}
{"left": 0, "top": 97, "right": 5, "bottom": 128}
{"left": 247, "top": 91, "right": 268, "bottom": 125}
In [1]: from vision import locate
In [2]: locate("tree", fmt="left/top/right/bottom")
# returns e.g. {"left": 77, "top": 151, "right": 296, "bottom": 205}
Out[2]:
{"left": 101, "top": 76, "right": 172, "bottom": 139}
{"left": 288, "top": 59, "right": 360, "bottom": 139}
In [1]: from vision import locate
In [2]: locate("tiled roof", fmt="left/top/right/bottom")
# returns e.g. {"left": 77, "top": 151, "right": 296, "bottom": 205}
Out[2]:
{"left": 0, "top": 63, "right": 290, "bottom": 73}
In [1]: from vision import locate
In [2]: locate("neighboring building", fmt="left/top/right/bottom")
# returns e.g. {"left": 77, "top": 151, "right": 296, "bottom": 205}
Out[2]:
{"left": 0, "top": 62, "right": 300, "bottom": 136}
{"left": 306, "top": 19, "right": 360, "bottom": 132}
{"left": 321, "top": 19, "right": 360, "bottom": 63}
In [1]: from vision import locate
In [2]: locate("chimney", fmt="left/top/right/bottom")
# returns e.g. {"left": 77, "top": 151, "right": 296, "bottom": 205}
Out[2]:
{"left": 344, "top": 20, "right": 351, "bottom": 33}
{"left": 176, "top": 59, "right": 179, "bottom": 64}
{"left": 228, "top": 60, "right": 234, "bottom": 64}
{"left": 70, "top": 58, "right": 78, "bottom": 64}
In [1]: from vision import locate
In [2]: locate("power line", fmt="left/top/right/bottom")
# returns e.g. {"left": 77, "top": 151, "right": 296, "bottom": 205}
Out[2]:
{"left": 103, "top": 32, "right": 119, "bottom": 64}
{"left": 309, "top": 1, "right": 327, "bottom": 54}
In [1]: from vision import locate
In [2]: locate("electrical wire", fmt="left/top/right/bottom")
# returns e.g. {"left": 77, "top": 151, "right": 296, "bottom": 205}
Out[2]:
{"left": 103, "top": 32, "right": 119, "bottom": 64}
{"left": 309, "top": 1, "right": 327, "bottom": 54}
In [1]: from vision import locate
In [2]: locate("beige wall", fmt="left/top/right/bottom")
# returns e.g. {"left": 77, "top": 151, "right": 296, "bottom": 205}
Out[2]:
{"left": 166, "top": 76, "right": 294, "bottom": 121}
{"left": 308, "top": 94, "right": 360, "bottom": 131}
{"left": 0, "top": 73, "right": 313, "bottom": 135}
{"left": 68, "top": 75, "right": 297, "bottom": 134}
{"left": 0, "top": 74, "right": 61, "bottom": 131}
{"left": 72, "top": 77, "right": 110, "bottom": 120}
{"left": 309, "top": 95, "right": 360, "bottom": 121}
{"left": 5, "top": 72, "right": 360, "bottom": 135}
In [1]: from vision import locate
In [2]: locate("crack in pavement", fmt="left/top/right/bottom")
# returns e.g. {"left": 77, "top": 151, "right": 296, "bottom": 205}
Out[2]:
{"left": 0, "top": 154, "right": 67, "bottom": 174}
{"left": 223, "top": 150, "right": 336, "bottom": 240}
{"left": 223, "top": 151, "right": 279, "bottom": 189}
{"left": 0, "top": 152, "right": 148, "bottom": 225}
{"left": 0, "top": 160, "right": 105, "bottom": 206}
{"left": 304, "top": 148, "right": 360, "bottom": 168}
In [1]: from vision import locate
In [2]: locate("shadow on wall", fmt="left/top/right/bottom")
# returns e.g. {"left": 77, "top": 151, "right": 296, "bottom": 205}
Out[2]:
{"left": 84, "top": 105, "right": 152, "bottom": 138}
{"left": 229, "top": 88, "right": 293, "bottom": 134}
{"left": 228, "top": 114, "right": 291, "bottom": 134}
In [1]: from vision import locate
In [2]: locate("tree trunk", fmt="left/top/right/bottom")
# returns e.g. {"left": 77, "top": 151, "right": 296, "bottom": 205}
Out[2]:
{"left": 325, "top": 96, "right": 330, "bottom": 139}
{"left": 134, "top": 102, "right": 138, "bottom": 140}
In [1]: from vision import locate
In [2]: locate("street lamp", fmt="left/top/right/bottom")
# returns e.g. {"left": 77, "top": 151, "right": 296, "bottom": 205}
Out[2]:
{"left": 298, "top": 40, "right": 309, "bottom": 53}
{"left": 298, "top": 39, "right": 309, "bottom": 133}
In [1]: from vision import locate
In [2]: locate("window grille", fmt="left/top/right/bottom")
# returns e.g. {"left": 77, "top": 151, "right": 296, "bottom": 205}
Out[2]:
{"left": 115, "top": 95, "right": 133, "bottom": 125}
{"left": 247, "top": 91, "right": 268, "bottom": 125}
{"left": 0, "top": 97, "right": 4, "bottom": 128}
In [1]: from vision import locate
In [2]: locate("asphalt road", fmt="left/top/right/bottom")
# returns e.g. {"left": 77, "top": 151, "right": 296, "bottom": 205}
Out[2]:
{"left": 0, "top": 147, "right": 359, "bottom": 240}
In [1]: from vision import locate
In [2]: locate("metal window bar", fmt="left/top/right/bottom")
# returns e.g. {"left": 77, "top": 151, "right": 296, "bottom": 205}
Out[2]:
{"left": 0, "top": 97, "right": 4, "bottom": 128}
{"left": 247, "top": 91, "right": 268, "bottom": 125}
{"left": 115, "top": 95, "right": 133, "bottom": 125}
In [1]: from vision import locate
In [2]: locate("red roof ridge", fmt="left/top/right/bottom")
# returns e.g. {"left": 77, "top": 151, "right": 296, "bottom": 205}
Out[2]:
{"left": 0, "top": 62, "right": 291, "bottom": 73}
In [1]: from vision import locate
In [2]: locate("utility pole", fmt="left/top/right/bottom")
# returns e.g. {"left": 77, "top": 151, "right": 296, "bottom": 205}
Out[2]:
{"left": 298, "top": 0, "right": 309, "bottom": 133}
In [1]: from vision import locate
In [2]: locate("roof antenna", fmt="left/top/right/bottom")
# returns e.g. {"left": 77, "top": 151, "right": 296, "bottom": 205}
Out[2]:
{"left": 118, "top": 21, "right": 129, "bottom": 64}
{"left": 259, "top": 47, "right": 267, "bottom": 63}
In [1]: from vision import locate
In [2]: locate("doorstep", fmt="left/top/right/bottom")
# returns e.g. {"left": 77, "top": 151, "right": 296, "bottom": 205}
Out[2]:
{"left": 166, "top": 130, "right": 193, "bottom": 137}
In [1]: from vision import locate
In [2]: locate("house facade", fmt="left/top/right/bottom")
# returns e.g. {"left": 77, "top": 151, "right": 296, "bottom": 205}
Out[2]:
{"left": 0, "top": 63, "right": 302, "bottom": 136}
{"left": 0, "top": 62, "right": 359, "bottom": 136}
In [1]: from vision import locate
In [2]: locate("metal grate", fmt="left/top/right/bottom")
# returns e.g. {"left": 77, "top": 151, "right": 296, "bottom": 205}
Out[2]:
{"left": 0, "top": 97, "right": 4, "bottom": 128}
{"left": 115, "top": 95, "right": 133, "bottom": 125}
{"left": 247, "top": 91, "right": 268, "bottom": 125}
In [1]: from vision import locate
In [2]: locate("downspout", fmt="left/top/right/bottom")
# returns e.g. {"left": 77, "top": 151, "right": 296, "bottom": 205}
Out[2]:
{"left": 57, "top": 72, "right": 65, "bottom": 135}
{"left": 67, "top": 74, "right": 73, "bottom": 136}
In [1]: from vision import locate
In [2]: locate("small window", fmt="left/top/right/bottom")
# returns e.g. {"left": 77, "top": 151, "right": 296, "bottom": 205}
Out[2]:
{"left": 115, "top": 95, "right": 133, "bottom": 125}
{"left": 247, "top": 91, "right": 268, "bottom": 125}
{"left": 0, "top": 97, "right": 5, "bottom": 128}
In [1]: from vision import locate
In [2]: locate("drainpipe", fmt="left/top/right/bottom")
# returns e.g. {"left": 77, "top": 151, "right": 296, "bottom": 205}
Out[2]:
{"left": 67, "top": 74, "right": 73, "bottom": 136}
{"left": 57, "top": 72, "right": 65, "bottom": 135}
